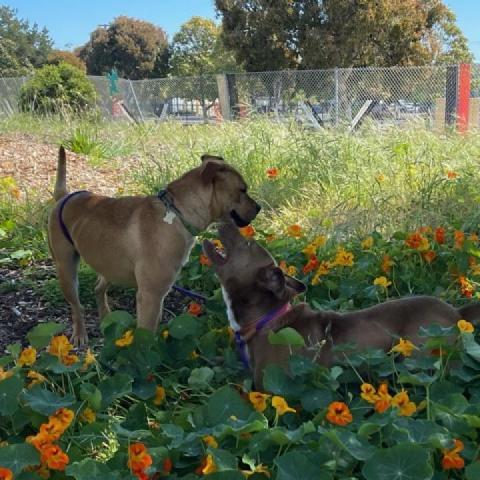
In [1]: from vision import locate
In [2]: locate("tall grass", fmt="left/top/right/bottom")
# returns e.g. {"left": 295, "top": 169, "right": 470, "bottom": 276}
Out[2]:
{"left": 1, "top": 114, "right": 480, "bottom": 249}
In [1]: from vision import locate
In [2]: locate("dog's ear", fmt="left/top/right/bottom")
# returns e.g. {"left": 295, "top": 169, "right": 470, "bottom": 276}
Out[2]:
{"left": 202, "top": 239, "right": 227, "bottom": 266}
{"left": 201, "top": 160, "right": 226, "bottom": 184}
{"left": 285, "top": 275, "right": 307, "bottom": 295}
{"left": 257, "top": 266, "right": 285, "bottom": 298}
{"left": 201, "top": 154, "right": 224, "bottom": 163}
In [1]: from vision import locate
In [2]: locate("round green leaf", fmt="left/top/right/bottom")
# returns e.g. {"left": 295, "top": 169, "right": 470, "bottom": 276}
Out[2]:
{"left": 362, "top": 443, "right": 433, "bottom": 480}
{"left": 20, "top": 385, "right": 76, "bottom": 415}
{"left": 0, "top": 443, "right": 40, "bottom": 475}
{"left": 66, "top": 458, "right": 121, "bottom": 480}
{"left": 268, "top": 327, "right": 305, "bottom": 347}
{"left": 0, "top": 375, "right": 23, "bottom": 416}
{"left": 168, "top": 314, "right": 200, "bottom": 339}
{"left": 275, "top": 450, "right": 332, "bottom": 480}
{"left": 26, "top": 322, "right": 64, "bottom": 349}
{"left": 188, "top": 366, "right": 214, "bottom": 389}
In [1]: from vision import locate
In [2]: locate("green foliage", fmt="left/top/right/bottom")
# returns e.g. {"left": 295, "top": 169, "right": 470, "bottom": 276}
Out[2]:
{"left": 78, "top": 16, "right": 169, "bottom": 79}
{"left": 46, "top": 49, "right": 86, "bottom": 71}
{"left": 215, "top": 0, "right": 472, "bottom": 70}
{"left": 0, "top": 6, "right": 53, "bottom": 76}
{"left": 19, "top": 62, "right": 96, "bottom": 114}
{"left": 170, "top": 17, "right": 240, "bottom": 76}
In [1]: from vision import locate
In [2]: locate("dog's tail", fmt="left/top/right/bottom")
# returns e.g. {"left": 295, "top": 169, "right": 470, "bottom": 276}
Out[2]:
{"left": 54, "top": 146, "right": 68, "bottom": 201}
{"left": 458, "top": 303, "right": 480, "bottom": 323}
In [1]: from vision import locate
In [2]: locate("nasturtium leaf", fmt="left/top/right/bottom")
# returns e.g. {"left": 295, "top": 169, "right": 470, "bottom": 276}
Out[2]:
{"left": 462, "top": 333, "right": 480, "bottom": 362}
{"left": 0, "top": 374, "right": 23, "bottom": 416}
{"left": 301, "top": 388, "right": 334, "bottom": 412}
{"left": 206, "top": 386, "right": 251, "bottom": 426}
{"left": 80, "top": 382, "right": 102, "bottom": 411}
{"left": 323, "top": 429, "right": 376, "bottom": 461}
{"left": 268, "top": 327, "right": 305, "bottom": 347}
{"left": 26, "top": 322, "right": 64, "bottom": 348}
{"left": 168, "top": 314, "right": 200, "bottom": 339}
{"left": 206, "top": 472, "right": 244, "bottom": 480}
{"left": 263, "top": 364, "right": 304, "bottom": 398}
{"left": 289, "top": 355, "right": 315, "bottom": 376}
{"left": 188, "top": 366, "right": 215, "bottom": 389}
{"left": 160, "top": 424, "right": 185, "bottom": 448}
{"left": 132, "top": 378, "right": 157, "bottom": 400}
{"left": 0, "top": 443, "right": 40, "bottom": 475}
{"left": 98, "top": 372, "right": 133, "bottom": 409}
{"left": 362, "top": 443, "right": 433, "bottom": 480}
{"left": 418, "top": 324, "right": 455, "bottom": 337}
{"left": 275, "top": 450, "right": 332, "bottom": 480}
{"left": 466, "top": 463, "right": 480, "bottom": 480}
{"left": 66, "top": 459, "right": 121, "bottom": 480}
{"left": 209, "top": 448, "right": 237, "bottom": 471}
{"left": 100, "top": 310, "right": 135, "bottom": 336}
{"left": 20, "top": 385, "right": 75, "bottom": 415}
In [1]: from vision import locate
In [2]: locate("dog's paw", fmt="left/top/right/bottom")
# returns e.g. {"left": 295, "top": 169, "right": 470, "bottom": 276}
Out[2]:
{"left": 70, "top": 330, "right": 89, "bottom": 348}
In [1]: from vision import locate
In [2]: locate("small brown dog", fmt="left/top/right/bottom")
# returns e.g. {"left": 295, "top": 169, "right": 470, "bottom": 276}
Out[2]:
{"left": 48, "top": 147, "right": 260, "bottom": 345}
{"left": 203, "top": 222, "right": 480, "bottom": 388}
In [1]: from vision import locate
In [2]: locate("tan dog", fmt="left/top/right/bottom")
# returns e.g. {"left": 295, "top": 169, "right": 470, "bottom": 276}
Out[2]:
{"left": 203, "top": 222, "right": 480, "bottom": 387}
{"left": 48, "top": 147, "right": 260, "bottom": 346}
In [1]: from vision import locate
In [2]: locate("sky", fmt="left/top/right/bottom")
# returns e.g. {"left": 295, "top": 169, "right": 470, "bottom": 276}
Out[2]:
{"left": 2, "top": 0, "right": 479, "bottom": 61}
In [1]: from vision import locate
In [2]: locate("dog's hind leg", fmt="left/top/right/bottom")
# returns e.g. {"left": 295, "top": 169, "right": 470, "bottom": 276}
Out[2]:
{"left": 55, "top": 253, "right": 88, "bottom": 346}
{"left": 95, "top": 274, "right": 110, "bottom": 320}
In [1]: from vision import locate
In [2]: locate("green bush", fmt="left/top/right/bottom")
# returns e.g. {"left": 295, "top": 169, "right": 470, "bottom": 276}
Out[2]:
{"left": 18, "top": 62, "right": 96, "bottom": 114}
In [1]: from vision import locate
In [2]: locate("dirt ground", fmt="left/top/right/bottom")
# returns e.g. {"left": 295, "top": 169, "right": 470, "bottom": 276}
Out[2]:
{"left": 0, "top": 134, "right": 188, "bottom": 350}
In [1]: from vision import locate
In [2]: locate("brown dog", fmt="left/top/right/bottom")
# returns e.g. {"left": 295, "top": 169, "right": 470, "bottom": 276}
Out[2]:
{"left": 203, "top": 222, "right": 480, "bottom": 387}
{"left": 48, "top": 147, "right": 260, "bottom": 346}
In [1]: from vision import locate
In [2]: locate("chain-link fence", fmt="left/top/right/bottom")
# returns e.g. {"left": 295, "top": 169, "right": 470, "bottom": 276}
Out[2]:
{"left": 1, "top": 65, "right": 479, "bottom": 130}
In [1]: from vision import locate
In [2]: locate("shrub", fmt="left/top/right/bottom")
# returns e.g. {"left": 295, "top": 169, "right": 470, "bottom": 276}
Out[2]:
{"left": 18, "top": 62, "right": 96, "bottom": 114}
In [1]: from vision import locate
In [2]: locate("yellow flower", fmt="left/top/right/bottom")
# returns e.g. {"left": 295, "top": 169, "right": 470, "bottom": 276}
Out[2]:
{"left": 311, "top": 261, "right": 331, "bottom": 286}
{"left": 286, "top": 265, "right": 297, "bottom": 276}
{"left": 153, "top": 385, "right": 166, "bottom": 406}
{"left": 373, "top": 276, "right": 391, "bottom": 289}
{"left": 312, "top": 235, "right": 327, "bottom": 248}
{"left": 48, "top": 335, "right": 74, "bottom": 358}
{"left": 115, "top": 329, "right": 134, "bottom": 347}
{"left": 27, "top": 370, "right": 46, "bottom": 387}
{"left": 62, "top": 353, "right": 79, "bottom": 366}
{"left": 80, "top": 407, "right": 96, "bottom": 424}
{"left": 271, "top": 396, "right": 296, "bottom": 416}
{"left": 0, "top": 368, "right": 13, "bottom": 381}
{"left": 333, "top": 247, "right": 354, "bottom": 267}
{"left": 242, "top": 464, "right": 271, "bottom": 478}
{"left": 457, "top": 319, "right": 474, "bottom": 333}
{"left": 202, "top": 454, "right": 217, "bottom": 475}
{"left": 190, "top": 350, "right": 200, "bottom": 359}
{"left": 162, "top": 329, "right": 169, "bottom": 339}
{"left": 361, "top": 237, "right": 374, "bottom": 249}
{"left": 391, "top": 390, "right": 416, "bottom": 417}
{"left": 202, "top": 435, "right": 218, "bottom": 449}
{"left": 390, "top": 338, "right": 416, "bottom": 357}
{"left": 302, "top": 243, "right": 317, "bottom": 256}
{"left": 249, "top": 391, "right": 270, "bottom": 412}
{"left": 18, "top": 346, "right": 37, "bottom": 367}
{"left": 360, "top": 383, "right": 379, "bottom": 404}
{"left": 83, "top": 348, "right": 96, "bottom": 368}
{"left": 376, "top": 173, "right": 386, "bottom": 182}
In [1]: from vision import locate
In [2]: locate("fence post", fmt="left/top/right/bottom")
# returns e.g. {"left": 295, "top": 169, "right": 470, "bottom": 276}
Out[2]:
{"left": 457, "top": 63, "right": 471, "bottom": 133}
{"left": 334, "top": 67, "right": 339, "bottom": 127}
{"left": 445, "top": 65, "right": 458, "bottom": 127}
{"left": 216, "top": 74, "right": 231, "bottom": 121}
{"left": 128, "top": 80, "right": 144, "bottom": 122}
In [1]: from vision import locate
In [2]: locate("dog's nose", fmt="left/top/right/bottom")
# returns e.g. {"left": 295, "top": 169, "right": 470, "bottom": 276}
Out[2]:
{"left": 255, "top": 202, "right": 261, "bottom": 213}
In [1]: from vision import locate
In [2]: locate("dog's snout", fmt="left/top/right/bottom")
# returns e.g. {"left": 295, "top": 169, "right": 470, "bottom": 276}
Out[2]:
{"left": 255, "top": 202, "right": 261, "bottom": 214}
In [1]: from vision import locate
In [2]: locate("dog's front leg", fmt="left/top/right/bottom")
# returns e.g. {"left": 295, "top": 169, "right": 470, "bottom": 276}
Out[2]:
{"left": 136, "top": 284, "right": 170, "bottom": 332}
{"left": 94, "top": 274, "right": 110, "bottom": 320}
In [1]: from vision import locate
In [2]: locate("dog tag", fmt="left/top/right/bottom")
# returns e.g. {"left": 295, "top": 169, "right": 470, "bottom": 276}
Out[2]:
{"left": 163, "top": 210, "right": 176, "bottom": 224}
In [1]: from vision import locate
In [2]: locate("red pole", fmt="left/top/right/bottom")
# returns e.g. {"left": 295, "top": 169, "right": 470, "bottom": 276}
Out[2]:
{"left": 457, "top": 63, "right": 471, "bottom": 133}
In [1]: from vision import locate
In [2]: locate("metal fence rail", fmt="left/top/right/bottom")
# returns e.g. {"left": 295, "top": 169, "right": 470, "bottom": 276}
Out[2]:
{"left": 1, "top": 64, "right": 479, "bottom": 129}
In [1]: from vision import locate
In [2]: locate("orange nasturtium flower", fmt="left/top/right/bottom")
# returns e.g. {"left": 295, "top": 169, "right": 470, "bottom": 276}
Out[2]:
{"left": 442, "top": 439, "right": 465, "bottom": 470}
{"left": 196, "top": 454, "right": 217, "bottom": 475}
{"left": 446, "top": 170, "right": 458, "bottom": 180}
{"left": 48, "top": 335, "right": 74, "bottom": 359}
{"left": 457, "top": 319, "right": 474, "bottom": 333}
{"left": 249, "top": 391, "right": 271, "bottom": 412}
{"left": 287, "top": 224, "right": 302, "bottom": 238}
{"left": 458, "top": 276, "right": 475, "bottom": 298}
{"left": 51, "top": 408, "right": 75, "bottom": 430}
{"left": 405, "top": 232, "right": 429, "bottom": 251}
{"left": 153, "top": 385, "right": 166, "bottom": 405}
{"left": 27, "top": 370, "right": 46, "bottom": 387}
{"left": 242, "top": 463, "right": 271, "bottom": 478}
{"left": 326, "top": 401, "right": 353, "bottom": 426}
{"left": 0, "top": 467, "right": 13, "bottom": 480}
{"left": 435, "top": 227, "right": 446, "bottom": 244}
{"left": 162, "top": 457, "right": 173, "bottom": 474}
{"left": 272, "top": 396, "right": 296, "bottom": 416}
{"left": 188, "top": 302, "right": 203, "bottom": 316}
{"left": 80, "top": 407, "right": 96, "bottom": 424}
{"left": 422, "top": 250, "right": 436, "bottom": 264}
{"left": 361, "top": 236, "right": 374, "bottom": 249}
{"left": 390, "top": 338, "right": 416, "bottom": 357}
{"left": 115, "top": 329, "right": 134, "bottom": 347}
{"left": 128, "top": 443, "right": 153, "bottom": 478}
{"left": 333, "top": 247, "right": 354, "bottom": 267}
{"left": 266, "top": 167, "right": 279, "bottom": 179}
{"left": 454, "top": 230, "right": 465, "bottom": 249}
{"left": 239, "top": 225, "right": 255, "bottom": 238}
{"left": 311, "top": 261, "right": 330, "bottom": 286}
{"left": 18, "top": 346, "right": 37, "bottom": 367}
{"left": 303, "top": 255, "right": 319, "bottom": 274}
{"left": 0, "top": 368, "right": 13, "bottom": 381}
{"left": 40, "top": 444, "right": 69, "bottom": 471}
{"left": 381, "top": 254, "right": 394, "bottom": 274}
{"left": 83, "top": 348, "right": 96, "bottom": 369}
{"left": 200, "top": 253, "right": 212, "bottom": 266}
{"left": 391, "top": 390, "right": 416, "bottom": 417}
{"left": 360, "top": 383, "right": 379, "bottom": 404}
{"left": 302, "top": 242, "right": 318, "bottom": 256}
{"left": 202, "top": 435, "right": 219, "bottom": 449}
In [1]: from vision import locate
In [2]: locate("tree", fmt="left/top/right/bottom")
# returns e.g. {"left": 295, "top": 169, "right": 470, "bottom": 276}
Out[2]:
{"left": 215, "top": 0, "right": 472, "bottom": 71}
{"left": 0, "top": 6, "right": 53, "bottom": 76}
{"left": 46, "top": 50, "right": 86, "bottom": 72}
{"left": 78, "top": 16, "right": 169, "bottom": 79}
{"left": 169, "top": 16, "right": 240, "bottom": 76}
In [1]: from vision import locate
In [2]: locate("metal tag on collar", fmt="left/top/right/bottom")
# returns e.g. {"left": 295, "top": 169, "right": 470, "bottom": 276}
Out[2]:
{"left": 163, "top": 210, "right": 176, "bottom": 224}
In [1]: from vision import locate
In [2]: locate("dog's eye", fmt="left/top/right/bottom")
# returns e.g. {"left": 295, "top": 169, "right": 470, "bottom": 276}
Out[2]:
{"left": 240, "top": 187, "right": 247, "bottom": 193}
